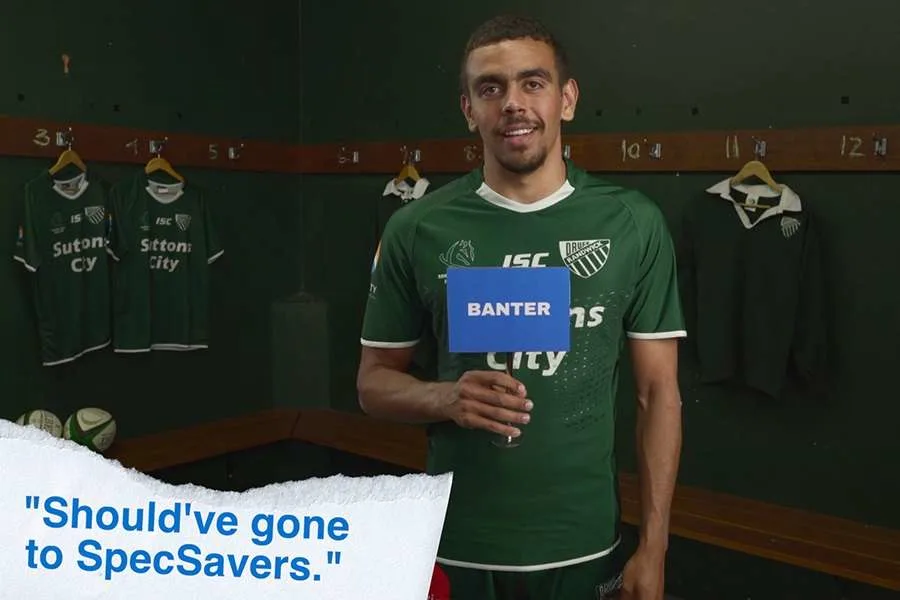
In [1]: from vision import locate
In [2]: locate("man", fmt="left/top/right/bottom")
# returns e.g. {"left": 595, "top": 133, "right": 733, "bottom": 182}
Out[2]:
{"left": 357, "top": 14, "right": 684, "bottom": 600}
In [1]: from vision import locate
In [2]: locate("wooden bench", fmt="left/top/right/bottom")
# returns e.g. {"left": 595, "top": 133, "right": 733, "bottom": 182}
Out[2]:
{"left": 107, "top": 408, "right": 900, "bottom": 591}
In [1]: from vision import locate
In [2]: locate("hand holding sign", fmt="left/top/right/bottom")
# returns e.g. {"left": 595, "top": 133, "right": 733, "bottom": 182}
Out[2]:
{"left": 440, "top": 370, "right": 532, "bottom": 440}
{"left": 446, "top": 266, "right": 571, "bottom": 448}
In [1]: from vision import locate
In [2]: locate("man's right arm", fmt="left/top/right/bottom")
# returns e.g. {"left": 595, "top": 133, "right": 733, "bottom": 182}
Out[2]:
{"left": 356, "top": 345, "right": 533, "bottom": 437}
{"left": 357, "top": 212, "right": 531, "bottom": 435}
{"left": 356, "top": 345, "right": 452, "bottom": 424}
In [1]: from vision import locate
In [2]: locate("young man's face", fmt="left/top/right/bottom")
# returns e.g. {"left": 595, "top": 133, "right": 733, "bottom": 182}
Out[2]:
{"left": 461, "top": 38, "right": 578, "bottom": 176}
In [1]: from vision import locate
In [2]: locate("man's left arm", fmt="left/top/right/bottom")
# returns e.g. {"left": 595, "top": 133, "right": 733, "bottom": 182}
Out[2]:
{"left": 620, "top": 194, "right": 687, "bottom": 599}
{"left": 629, "top": 337, "right": 682, "bottom": 559}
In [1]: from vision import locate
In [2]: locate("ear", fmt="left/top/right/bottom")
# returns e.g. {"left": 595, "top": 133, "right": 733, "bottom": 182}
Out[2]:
{"left": 460, "top": 94, "right": 478, "bottom": 132}
{"left": 560, "top": 78, "right": 579, "bottom": 122}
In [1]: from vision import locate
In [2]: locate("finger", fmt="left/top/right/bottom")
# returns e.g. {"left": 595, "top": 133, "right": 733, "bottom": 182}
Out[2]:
{"left": 474, "top": 400, "right": 532, "bottom": 426}
{"left": 468, "top": 370, "right": 527, "bottom": 396}
{"left": 463, "top": 382, "right": 532, "bottom": 411}
{"left": 458, "top": 412, "right": 522, "bottom": 438}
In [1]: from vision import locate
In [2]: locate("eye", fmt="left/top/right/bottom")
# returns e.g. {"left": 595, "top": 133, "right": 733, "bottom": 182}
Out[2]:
{"left": 525, "top": 80, "right": 545, "bottom": 91}
{"left": 479, "top": 84, "right": 500, "bottom": 97}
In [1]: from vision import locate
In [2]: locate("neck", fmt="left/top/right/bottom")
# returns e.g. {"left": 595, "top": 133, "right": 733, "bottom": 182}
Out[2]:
{"left": 482, "top": 151, "right": 567, "bottom": 204}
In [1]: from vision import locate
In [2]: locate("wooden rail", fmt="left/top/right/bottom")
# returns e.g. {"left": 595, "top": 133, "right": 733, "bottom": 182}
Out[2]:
{"left": 3, "top": 115, "right": 900, "bottom": 175}
{"left": 105, "top": 408, "right": 900, "bottom": 591}
{"left": 107, "top": 408, "right": 299, "bottom": 472}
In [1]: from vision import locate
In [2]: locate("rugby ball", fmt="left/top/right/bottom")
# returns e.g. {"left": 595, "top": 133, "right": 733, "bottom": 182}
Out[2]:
{"left": 16, "top": 409, "right": 63, "bottom": 438}
{"left": 64, "top": 407, "right": 117, "bottom": 452}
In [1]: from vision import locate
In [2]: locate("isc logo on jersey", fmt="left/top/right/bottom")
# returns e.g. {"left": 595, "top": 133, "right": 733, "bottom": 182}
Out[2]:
{"left": 502, "top": 252, "right": 549, "bottom": 268}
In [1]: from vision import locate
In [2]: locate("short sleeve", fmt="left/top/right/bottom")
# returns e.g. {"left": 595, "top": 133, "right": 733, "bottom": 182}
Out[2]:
{"left": 202, "top": 195, "right": 224, "bottom": 264}
{"left": 13, "top": 193, "right": 40, "bottom": 272}
{"left": 360, "top": 212, "right": 426, "bottom": 348}
{"left": 623, "top": 197, "right": 687, "bottom": 340}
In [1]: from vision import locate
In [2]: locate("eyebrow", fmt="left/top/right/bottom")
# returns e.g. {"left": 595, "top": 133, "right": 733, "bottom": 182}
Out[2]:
{"left": 472, "top": 68, "right": 554, "bottom": 90}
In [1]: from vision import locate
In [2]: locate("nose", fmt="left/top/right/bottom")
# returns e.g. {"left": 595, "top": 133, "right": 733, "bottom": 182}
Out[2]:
{"left": 502, "top": 87, "right": 526, "bottom": 114}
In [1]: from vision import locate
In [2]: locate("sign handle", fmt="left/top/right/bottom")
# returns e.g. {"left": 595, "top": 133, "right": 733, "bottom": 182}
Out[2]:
{"left": 492, "top": 352, "right": 521, "bottom": 449}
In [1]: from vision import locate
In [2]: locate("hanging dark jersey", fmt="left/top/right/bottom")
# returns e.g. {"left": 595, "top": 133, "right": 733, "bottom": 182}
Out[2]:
{"left": 679, "top": 178, "right": 826, "bottom": 398}
{"left": 12, "top": 171, "right": 111, "bottom": 366}
{"left": 107, "top": 174, "right": 223, "bottom": 352}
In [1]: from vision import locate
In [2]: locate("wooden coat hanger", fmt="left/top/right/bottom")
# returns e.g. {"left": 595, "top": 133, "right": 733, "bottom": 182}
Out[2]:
{"left": 729, "top": 159, "right": 783, "bottom": 209}
{"left": 730, "top": 159, "right": 784, "bottom": 192}
{"left": 48, "top": 128, "right": 86, "bottom": 175}
{"left": 144, "top": 137, "right": 185, "bottom": 183}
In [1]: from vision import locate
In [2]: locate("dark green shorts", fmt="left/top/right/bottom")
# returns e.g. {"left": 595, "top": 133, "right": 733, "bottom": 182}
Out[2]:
{"left": 439, "top": 543, "right": 626, "bottom": 600}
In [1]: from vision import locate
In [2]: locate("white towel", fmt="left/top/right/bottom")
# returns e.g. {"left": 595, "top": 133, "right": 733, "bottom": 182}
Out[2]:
{"left": 0, "top": 419, "right": 452, "bottom": 600}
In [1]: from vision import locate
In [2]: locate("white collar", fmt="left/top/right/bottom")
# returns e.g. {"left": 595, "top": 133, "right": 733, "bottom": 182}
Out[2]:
{"left": 384, "top": 177, "right": 430, "bottom": 202}
{"left": 476, "top": 179, "right": 575, "bottom": 213}
{"left": 52, "top": 172, "right": 89, "bottom": 200}
{"left": 146, "top": 179, "right": 185, "bottom": 204}
{"left": 706, "top": 177, "right": 802, "bottom": 230}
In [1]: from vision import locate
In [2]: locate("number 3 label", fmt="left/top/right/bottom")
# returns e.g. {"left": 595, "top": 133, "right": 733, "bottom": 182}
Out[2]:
{"left": 33, "top": 129, "right": 51, "bottom": 147}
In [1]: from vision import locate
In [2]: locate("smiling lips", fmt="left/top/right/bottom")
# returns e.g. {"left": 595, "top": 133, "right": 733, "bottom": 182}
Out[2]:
{"left": 504, "top": 127, "right": 535, "bottom": 137}
{"left": 501, "top": 124, "right": 538, "bottom": 149}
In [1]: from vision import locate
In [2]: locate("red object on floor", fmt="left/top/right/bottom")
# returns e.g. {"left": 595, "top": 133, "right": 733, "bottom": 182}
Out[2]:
{"left": 428, "top": 563, "right": 450, "bottom": 599}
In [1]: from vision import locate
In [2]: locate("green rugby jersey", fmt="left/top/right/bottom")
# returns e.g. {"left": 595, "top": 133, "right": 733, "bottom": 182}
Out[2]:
{"left": 13, "top": 171, "right": 111, "bottom": 366}
{"left": 679, "top": 179, "right": 826, "bottom": 398}
{"left": 107, "top": 173, "right": 223, "bottom": 352}
{"left": 361, "top": 161, "right": 685, "bottom": 569}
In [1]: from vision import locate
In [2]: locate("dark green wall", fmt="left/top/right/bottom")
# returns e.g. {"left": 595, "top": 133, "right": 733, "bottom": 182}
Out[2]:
{"left": 3, "top": 0, "right": 898, "bottom": 596}
{"left": 299, "top": 1, "right": 899, "bottom": 596}
{"left": 0, "top": 0, "right": 304, "bottom": 444}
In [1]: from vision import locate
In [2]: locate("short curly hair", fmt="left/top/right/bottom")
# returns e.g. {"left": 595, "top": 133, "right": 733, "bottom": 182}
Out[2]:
{"left": 459, "top": 14, "right": 572, "bottom": 96}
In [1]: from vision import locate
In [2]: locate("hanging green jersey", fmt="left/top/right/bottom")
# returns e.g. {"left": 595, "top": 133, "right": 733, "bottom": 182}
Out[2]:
{"left": 13, "top": 171, "right": 111, "bottom": 366}
{"left": 679, "top": 178, "right": 827, "bottom": 399}
{"left": 107, "top": 173, "right": 223, "bottom": 352}
{"left": 361, "top": 162, "right": 685, "bottom": 570}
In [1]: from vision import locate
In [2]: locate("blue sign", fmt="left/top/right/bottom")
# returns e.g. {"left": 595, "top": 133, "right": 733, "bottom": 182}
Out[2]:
{"left": 446, "top": 266, "right": 571, "bottom": 353}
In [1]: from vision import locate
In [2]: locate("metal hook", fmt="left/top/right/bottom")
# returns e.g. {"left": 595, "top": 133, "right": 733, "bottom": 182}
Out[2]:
{"left": 56, "top": 127, "right": 74, "bottom": 149}
{"left": 228, "top": 143, "right": 245, "bottom": 160}
{"left": 149, "top": 136, "right": 168, "bottom": 158}
{"left": 752, "top": 137, "right": 767, "bottom": 159}
{"left": 873, "top": 135, "right": 888, "bottom": 158}
{"left": 401, "top": 145, "right": 421, "bottom": 164}
{"left": 338, "top": 146, "right": 359, "bottom": 164}
{"left": 643, "top": 138, "right": 662, "bottom": 160}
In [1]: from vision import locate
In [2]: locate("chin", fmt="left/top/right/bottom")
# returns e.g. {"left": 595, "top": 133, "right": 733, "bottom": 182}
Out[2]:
{"left": 497, "top": 151, "right": 548, "bottom": 175}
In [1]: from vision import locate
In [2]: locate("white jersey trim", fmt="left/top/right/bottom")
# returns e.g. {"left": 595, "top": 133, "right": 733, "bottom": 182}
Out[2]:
{"left": 436, "top": 536, "right": 621, "bottom": 573}
{"left": 43, "top": 340, "right": 110, "bottom": 366}
{"left": 360, "top": 337, "right": 419, "bottom": 349}
{"left": 145, "top": 181, "right": 185, "bottom": 204}
{"left": 626, "top": 330, "right": 687, "bottom": 339}
{"left": 152, "top": 343, "right": 208, "bottom": 351}
{"left": 13, "top": 254, "right": 37, "bottom": 273}
{"left": 208, "top": 249, "right": 224, "bottom": 264}
{"left": 705, "top": 178, "right": 802, "bottom": 230}
{"left": 475, "top": 179, "right": 574, "bottom": 213}
{"left": 52, "top": 172, "right": 90, "bottom": 201}
{"left": 114, "top": 343, "right": 208, "bottom": 353}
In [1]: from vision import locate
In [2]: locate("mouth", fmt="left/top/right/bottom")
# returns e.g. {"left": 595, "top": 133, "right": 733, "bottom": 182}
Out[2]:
{"left": 502, "top": 126, "right": 537, "bottom": 138}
